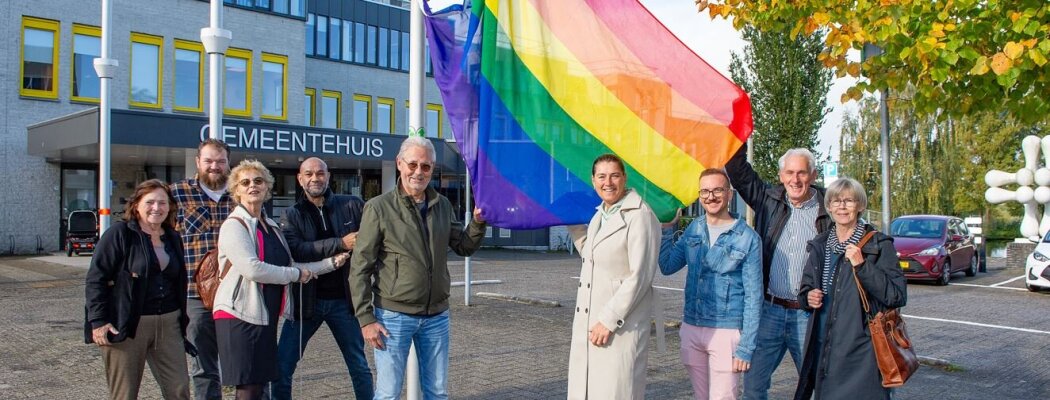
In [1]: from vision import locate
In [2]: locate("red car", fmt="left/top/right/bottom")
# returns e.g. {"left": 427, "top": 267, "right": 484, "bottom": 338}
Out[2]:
{"left": 890, "top": 215, "right": 979, "bottom": 285}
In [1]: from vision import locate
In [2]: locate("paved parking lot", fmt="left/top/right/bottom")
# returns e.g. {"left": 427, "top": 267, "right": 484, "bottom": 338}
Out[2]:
{"left": 0, "top": 250, "right": 1048, "bottom": 399}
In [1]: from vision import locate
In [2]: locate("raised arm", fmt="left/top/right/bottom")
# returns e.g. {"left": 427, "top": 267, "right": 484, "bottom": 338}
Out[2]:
{"left": 724, "top": 142, "right": 771, "bottom": 208}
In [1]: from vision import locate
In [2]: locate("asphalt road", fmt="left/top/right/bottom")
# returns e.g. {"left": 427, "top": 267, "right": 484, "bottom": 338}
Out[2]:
{"left": 0, "top": 250, "right": 1047, "bottom": 399}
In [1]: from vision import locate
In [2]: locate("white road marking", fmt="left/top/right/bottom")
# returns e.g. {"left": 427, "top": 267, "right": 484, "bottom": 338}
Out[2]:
{"left": 990, "top": 275, "right": 1026, "bottom": 287}
{"left": 903, "top": 314, "right": 1050, "bottom": 335}
{"left": 948, "top": 282, "right": 1027, "bottom": 291}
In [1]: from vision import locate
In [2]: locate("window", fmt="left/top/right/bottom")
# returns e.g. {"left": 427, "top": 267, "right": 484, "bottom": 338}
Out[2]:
{"left": 320, "top": 90, "right": 341, "bottom": 129}
{"left": 224, "top": 48, "right": 252, "bottom": 117}
{"left": 425, "top": 41, "right": 432, "bottom": 74}
{"left": 329, "top": 18, "right": 341, "bottom": 60}
{"left": 401, "top": 33, "right": 409, "bottom": 71}
{"left": 366, "top": 25, "right": 377, "bottom": 64}
{"left": 273, "top": 0, "right": 288, "bottom": 14}
{"left": 316, "top": 15, "right": 328, "bottom": 57}
{"left": 290, "top": 0, "right": 304, "bottom": 17}
{"left": 426, "top": 104, "right": 443, "bottom": 138}
{"left": 379, "top": 28, "right": 389, "bottom": 68}
{"left": 21, "top": 17, "right": 60, "bottom": 99}
{"left": 130, "top": 33, "right": 163, "bottom": 108}
{"left": 353, "top": 94, "right": 372, "bottom": 131}
{"left": 305, "top": 14, "right": 314, "bottom": 56}
{"left": 173, "top": 40, "right": 204, "bottom": 112}
{"left": 341, "top": 21, "right": 352, "bottom": 62}
{"left": 254, "top": 0, "right": 269, "bottom": 8}
{"left": 71, "top": 24, "right": 101, "bottom": 102}
{"left": 354, "top": 23, "right": 365, "bottom": 63}
{"left": 377, "top": 97, "right": 394, "bottom": 134}
{"left": 261, "top": 53, "right": 287, "bottom": 120}
{"left": 390, "top": 30, "right": 400, "bottom": 70}
{"left": 304, "top": 88, "right": 316, "bottom": 126}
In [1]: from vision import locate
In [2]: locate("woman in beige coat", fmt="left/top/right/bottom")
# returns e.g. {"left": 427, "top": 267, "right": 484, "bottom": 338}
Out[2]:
{"left": 567, "top": 154, "right": 661, "bottom": 399}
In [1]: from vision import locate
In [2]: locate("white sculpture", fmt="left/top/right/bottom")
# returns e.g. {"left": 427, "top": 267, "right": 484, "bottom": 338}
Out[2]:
{"left": 985, "top": 135, "right": 1050, "bottom": 239}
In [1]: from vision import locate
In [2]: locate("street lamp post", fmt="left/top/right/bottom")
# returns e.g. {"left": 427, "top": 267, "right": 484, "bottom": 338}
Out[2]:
{"left": 863, "top": 43, "right": 892, "bottom": 232}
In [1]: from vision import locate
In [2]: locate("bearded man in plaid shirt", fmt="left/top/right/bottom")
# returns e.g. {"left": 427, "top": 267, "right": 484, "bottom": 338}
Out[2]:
{"left": 171, "top": 138, "right": 234, "bottom": 400}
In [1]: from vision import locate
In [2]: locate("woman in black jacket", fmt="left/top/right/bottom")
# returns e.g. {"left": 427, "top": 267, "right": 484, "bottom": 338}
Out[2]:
{"left": 84, "top": 179, "right": 191, "bottom": 400}
{"left": 794, "top": 177, "right": 907, "bottom": 400}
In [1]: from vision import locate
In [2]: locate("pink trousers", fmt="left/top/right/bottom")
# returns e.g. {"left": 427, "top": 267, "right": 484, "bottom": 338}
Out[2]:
{"left": 680, "top": 323, "right": 741, "bottom": 400}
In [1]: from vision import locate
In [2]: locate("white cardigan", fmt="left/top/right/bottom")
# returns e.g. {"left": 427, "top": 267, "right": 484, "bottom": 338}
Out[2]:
{"left": 213, "top": 206, "right": 337, "bottom": 325}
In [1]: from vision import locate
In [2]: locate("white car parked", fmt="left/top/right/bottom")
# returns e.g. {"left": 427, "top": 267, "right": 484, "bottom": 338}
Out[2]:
{"left": 1025, "top": 232, "right": 1050, "bottom": 291}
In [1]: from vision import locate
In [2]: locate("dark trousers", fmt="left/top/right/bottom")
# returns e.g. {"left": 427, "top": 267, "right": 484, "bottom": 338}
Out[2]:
{"left": 186, "top": 298, "right": 222, "bottom": 400}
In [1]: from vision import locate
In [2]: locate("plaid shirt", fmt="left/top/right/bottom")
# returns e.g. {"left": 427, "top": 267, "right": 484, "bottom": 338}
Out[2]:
{"left": 171, "top": 178, "right": 234, "bottom": 298}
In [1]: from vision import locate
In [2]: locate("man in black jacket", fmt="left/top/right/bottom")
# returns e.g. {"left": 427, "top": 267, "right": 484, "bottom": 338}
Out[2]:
{"left": 272, "top": 157, "right": 373, "bottom": 400}
{"left": 724, "top": 144, "right": 832, "bottom": 400}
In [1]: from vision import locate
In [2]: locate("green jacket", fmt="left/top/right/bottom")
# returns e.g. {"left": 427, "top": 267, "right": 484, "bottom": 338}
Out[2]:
{"left": 349, "top": 184, "right": 486, "bottom": 326}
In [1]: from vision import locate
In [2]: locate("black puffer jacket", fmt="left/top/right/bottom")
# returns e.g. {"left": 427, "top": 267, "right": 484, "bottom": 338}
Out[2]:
{"left": 281, "top": 189, "right": 364, "bottom": 320}
{"left": 84, "top": 221, "right": 188, "bottom": 344}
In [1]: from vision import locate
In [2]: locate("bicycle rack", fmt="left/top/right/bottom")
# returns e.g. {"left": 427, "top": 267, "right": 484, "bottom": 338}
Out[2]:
{"left": 36, "top": 235, "right": 45, "bottom": 255}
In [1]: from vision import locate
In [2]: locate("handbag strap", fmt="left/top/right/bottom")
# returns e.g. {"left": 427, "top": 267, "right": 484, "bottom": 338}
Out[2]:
{"left": 850, "top": 230, "right": 878, "bottom": 315}
{"left": 218, "top": 216, "right": 250, "bottom": 280}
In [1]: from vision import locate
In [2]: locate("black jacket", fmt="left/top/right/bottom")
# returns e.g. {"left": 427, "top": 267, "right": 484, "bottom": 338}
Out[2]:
{"left": 794, "top": 226, "right": 907, "bottom": 400}
{"left": 281, "top": 189, "right": 364, "bottom": 320}
{"left": 724, "top": 144, "right": 833, "bottom": 293}
{"left": 84, "top": 220, "right": 189, "bottom": 344}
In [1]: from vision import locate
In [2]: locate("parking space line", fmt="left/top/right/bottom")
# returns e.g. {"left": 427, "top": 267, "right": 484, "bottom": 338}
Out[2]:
{"left": 572, "top": 276, "right": 685, "bottom": 292}
{"left": 903, "top": 314, "right": 1050, "bottom": 335}
{"left": 948, "top": 282, "right": 1027, "bottom": 291}
{"left": 990, "top": 275, "right": 1026, "bottom": 287}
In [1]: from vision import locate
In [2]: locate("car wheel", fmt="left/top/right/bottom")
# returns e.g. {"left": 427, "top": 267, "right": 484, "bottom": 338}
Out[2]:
{"left": 965, "top": 254, "right": 977, "bottom": 277}
{"left": 938, "top": 261, "right": 951, "bottom": 286}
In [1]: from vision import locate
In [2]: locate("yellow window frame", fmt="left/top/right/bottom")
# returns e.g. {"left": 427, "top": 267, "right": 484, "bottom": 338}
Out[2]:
{"left": 20, "top": 16, "right": 60, "bottom": 99}
{"left": 321, "top": 90, "right": 343, "bottom": 129}
{"left": 224, "top": 47, "right": 253, "bottom": 117}
{"left": 353, "top": 94, "right": 372, "bottom": 131}
{"left": 129, "top": 32, "right": 164, "bottom": 109}
{"left": 261, "top": 53, "right": 288, "bottom": 121}
{"left": 426, "top": 103, "right": 444, "bottom": 138}
{"left": 304, "top": 88, "right": 316, "bottom": 126}
{"left": 377, "top": 97, "right": 395, "bottom": 134}
{"left": 71, "top": 24, "right": 101, "bottom": 103}
{"left": 173, "top": 39, "right": 204, "bottom": 113}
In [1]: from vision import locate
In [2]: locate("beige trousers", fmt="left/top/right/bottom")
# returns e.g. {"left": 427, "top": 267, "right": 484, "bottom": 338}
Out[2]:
{"left": 100, "top": 310, "right": 190, "bottom": 400}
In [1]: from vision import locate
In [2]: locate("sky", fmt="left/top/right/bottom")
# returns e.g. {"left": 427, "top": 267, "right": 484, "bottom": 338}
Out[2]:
{"left": 640, "top": 0, "right": 857, "bottom": 160}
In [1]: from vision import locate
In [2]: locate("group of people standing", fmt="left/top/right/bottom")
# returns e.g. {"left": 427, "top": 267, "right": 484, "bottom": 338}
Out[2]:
{"left": 85, "top": 135, "right": 484, "bottom": 400}
{"left": 567, "top": 145, "right": 907, "bottom": 400}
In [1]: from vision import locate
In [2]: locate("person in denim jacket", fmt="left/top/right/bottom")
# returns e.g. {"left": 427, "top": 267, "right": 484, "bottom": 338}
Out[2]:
{"left": 659, "top": 168, "right": 763, "bottom": 400}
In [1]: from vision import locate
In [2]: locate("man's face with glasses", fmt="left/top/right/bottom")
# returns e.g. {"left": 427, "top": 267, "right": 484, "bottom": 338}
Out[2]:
{"left": 699, "top": 174, "right": 731, "bottom": 217}
{"left": 397, "top": 146, "right": 435, "bottom": 198}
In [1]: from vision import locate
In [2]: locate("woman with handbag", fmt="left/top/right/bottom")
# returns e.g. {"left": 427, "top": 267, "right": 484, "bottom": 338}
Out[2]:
{"left": 793, "top": 177, "right": 907, "bottom": 400}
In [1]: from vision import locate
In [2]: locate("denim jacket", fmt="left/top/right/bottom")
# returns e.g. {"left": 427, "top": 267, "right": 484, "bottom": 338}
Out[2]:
{"left": 659, "top": 214, "right": 763, "bottom": 361}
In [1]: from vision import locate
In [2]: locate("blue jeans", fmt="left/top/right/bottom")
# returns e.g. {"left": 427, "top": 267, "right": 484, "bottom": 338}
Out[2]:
{"left": 273, "top": 299, "right": 374, "bottom": 400}
{"left": 372, "top": 308, "right": 450, "bottom": 400}
{"left": 742, "top": 301, "right": 810, "bottom": 400}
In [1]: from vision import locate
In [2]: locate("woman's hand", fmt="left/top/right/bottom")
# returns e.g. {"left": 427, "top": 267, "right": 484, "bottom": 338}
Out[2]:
{"left": 297, "top": 268, "right": 315, "bottom": 283}
{"left": 845, "top": 244, "right": 864, "bottom": 266}
{"left": 807, "top": 289, "right": 824, "bottom": 309}
{"left": 92, "top": 323, "right": 119, "bottom": 346}
{"left": 332, "top": 252, "right": 351, "bottom": 267}
{"left": 733, "top": 358, "right": 751, "bottom": 372}
{"left": 588, "top": 322, "right": 611, "bottom": 347}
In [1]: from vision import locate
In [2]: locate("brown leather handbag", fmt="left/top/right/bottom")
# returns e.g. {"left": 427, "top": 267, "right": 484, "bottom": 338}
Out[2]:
{"left": 852, "top": 231, "right": 919, "bottom": 387}
{"left": 195, "top": 217, "right": 249, "bottom": 310}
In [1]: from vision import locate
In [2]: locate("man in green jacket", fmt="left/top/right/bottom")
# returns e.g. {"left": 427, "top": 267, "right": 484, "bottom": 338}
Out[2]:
{"left": 349, "top": 135, "right": 486, "bottom": 400}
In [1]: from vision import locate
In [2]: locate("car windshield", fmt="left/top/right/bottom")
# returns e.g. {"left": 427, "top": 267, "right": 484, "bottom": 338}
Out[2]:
{"left": 890, "top": 219, "right": 945, "bottom": 238}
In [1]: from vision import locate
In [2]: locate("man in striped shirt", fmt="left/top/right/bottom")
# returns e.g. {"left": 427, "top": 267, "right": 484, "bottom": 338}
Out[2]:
{"left": 725, "top": 145, "right": 832, "bottom": 400}
{"left": 171, "top": 139, "right": 234, "bottom": 400}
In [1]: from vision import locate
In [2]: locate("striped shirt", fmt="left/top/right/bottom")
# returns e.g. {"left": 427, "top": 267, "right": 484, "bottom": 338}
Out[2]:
{"left": 171, "top": 178, "right": 234, "bottom": 298}
{"left": 767, "top": 193, "right": 819, "bottom": 299}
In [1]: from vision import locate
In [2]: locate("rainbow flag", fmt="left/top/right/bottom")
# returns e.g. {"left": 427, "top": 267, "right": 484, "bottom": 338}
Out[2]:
{"left": 424, "top": 0, "right": 752, "bottom": 229}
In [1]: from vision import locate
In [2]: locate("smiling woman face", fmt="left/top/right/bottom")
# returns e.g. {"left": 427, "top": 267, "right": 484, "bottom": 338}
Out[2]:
{"left": 592, "top": 161, "right": 627, "bottom": 207}
{"left": 236, "top": 170, "right": 269, "bottom": 207}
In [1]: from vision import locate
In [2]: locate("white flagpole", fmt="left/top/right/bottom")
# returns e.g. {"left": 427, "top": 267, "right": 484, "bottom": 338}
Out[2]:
{"left": 407, "top": 1, "right": 425, "bottom": 399}
{"left": 94, "top": 0, "right": 117, "bottom": 233}
{"left": 201, "top": 0, "right": 232, "bottom": 140}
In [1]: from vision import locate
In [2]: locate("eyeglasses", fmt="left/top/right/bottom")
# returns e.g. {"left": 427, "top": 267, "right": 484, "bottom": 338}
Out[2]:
{"left": 829, "top": 198, "right": 857, "bottom": 208}
{"left": 405, "top": 161, "right": 433, "bottom": 173}
{"left": 238, "top": 177, "right": 266, "bottom": 188}
{"left": 699, "top": 187, "right": 728, "bottom": 199}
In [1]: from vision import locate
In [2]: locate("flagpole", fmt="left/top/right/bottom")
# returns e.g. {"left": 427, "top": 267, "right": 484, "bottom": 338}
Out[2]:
{"left": 202, "top": 0, "right": 231, "bottom": 140}
{"left": 407, "top": 1, "right": 425, "bottom": 398}
{"left": 94, "top": 0, "right": 117, "bottom": 234}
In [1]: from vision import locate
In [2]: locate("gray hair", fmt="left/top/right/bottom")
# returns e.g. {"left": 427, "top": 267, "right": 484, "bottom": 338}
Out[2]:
{"left": 398, "top": 136, "right": 437, "bottom": 163}
{"left": 824, "top": 177, "right": 868, "bottom": 211}
{"left": 778, "top": 148, "right": 816, "bottom": 174}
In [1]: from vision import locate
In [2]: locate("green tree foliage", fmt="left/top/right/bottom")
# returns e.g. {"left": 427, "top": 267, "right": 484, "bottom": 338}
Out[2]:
{"left": 730, "top": 27, "right": 832, "bottom": 181}
{"left": 698, "top": 0, "right": 1050, "bottom": 122}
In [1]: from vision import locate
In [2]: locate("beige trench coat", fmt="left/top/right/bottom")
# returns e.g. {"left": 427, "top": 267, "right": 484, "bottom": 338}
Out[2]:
{"left": 567, "top": 190, "right": 660, "bottom": 399}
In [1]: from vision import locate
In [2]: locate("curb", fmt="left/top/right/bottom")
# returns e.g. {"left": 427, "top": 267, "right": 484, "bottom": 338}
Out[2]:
{"left": 475, "top": 292, "right": 561, "bottom": 307}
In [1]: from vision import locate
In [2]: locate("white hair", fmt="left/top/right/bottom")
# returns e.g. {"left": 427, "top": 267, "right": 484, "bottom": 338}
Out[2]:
{"left": 398, "top": 136, "right": 437, "bottom": 163}
{"left": 778, "top": 148, "right": 816, "bottom": 173}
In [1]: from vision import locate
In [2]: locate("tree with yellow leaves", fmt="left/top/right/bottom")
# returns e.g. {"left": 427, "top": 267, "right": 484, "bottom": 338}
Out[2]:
{"left": 697, "top": 0, "right": 1049, "bottom": 121}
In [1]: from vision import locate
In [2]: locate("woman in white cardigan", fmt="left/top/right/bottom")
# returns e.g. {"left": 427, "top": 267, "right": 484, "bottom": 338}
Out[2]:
{"left": 213, "top": 160, "right": 348, "bottom": 400}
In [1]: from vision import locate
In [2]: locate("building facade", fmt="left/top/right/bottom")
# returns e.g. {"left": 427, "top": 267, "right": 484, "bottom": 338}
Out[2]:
{"left": 5, "top": 0, "right": 547, "bottom": 254}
